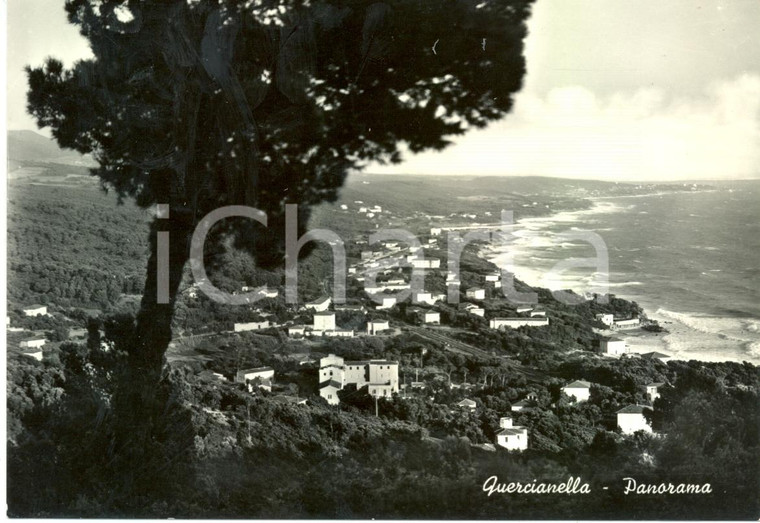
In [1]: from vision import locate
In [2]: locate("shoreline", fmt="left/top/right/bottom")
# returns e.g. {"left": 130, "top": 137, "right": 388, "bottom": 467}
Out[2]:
{"left": 472, "top": 196, "right": 760, "bottom": 365}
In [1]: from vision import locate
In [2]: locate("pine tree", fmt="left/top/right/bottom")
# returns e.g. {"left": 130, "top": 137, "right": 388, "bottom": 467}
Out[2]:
{"left": 26, "top": 0, "right": 534, "bottom": 487}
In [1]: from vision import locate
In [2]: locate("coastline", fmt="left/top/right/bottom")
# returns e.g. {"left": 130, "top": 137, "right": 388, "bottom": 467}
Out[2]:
{"left": 475, "top": 195, "right": 760, "bottom": 365}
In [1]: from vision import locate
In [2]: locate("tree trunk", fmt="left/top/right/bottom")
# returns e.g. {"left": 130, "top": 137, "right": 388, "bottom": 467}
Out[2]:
{"left": 109, "top": 211, "right": 194, "bottom": 488}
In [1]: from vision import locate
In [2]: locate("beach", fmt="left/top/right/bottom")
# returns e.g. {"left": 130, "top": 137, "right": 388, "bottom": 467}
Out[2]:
{"left": 480, "top": 185, "right": 760, "bottom": 365}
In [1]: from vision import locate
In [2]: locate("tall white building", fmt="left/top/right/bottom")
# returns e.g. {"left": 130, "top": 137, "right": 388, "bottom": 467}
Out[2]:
{"left": 318, "top": 354, "right": 399, "bottom": 404}
{"left": 495, "top": 417, "right": 528, "bottom": 451}
{"left": 313, "top": 312, "right": 336, "bottom": 331}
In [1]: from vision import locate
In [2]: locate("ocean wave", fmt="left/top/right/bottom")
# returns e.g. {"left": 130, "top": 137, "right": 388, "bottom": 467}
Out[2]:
{"left": 654, "top": 309, "right": 760, "bottom": 359}
{"left": 606, "top": 281, "right": 644, "bottom": 287}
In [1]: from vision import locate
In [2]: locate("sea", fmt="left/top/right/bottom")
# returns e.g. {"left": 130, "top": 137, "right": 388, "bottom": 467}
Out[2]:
{"left": 489, "top": 180, "right": 760, "bottom": 364}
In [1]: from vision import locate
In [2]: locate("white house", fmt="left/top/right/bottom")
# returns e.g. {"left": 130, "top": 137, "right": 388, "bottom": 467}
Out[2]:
{"left": 313, "top": 312, "right": 336, "bottom": 331}
{"left": 466, "top": 288, "right": 485, "bottom": 300}
{"left": 495, "top": 417, "right": 528, "bottom": 451}
{"left": 320, "top": 380, "right": 343, "bottom": 405}
{"left": 595, "top": 313, "right": 614, "bottom": 327}
{"left": 22, "top": 351, "right": 44, "bottom": 362}
{"left": 234, "top": 321, "right": 270, "bottom": 332}
{"left": 23, "top": 305, "right": 47, "bottom": 317}
{"left": 236, "top": 366, "right": 275, "bottom": 384}
{"left": 530, "top": 309, "right": 546, "bottom": 317}
{"left": 430, "top": 227, "right": 442, "bottom": 236}
{"left": 489, "top": 317, "right": 549, "bottom": 329}
{"left": 432, "top": 293, "right": 447, "bottom": 303}
{"left": 645, "top": 382, "right": 664, "bottom": 402}
{"left": 367, "top": 320, "right": 390, "bottom": 335}
{"left": 484, "top": 273, "right": 500, "bottom": 282}
{"left": 599, "top": 337, "right": 627, "bottom": 356}
{"left": 562, "top": 380, "right": 591, "bottom": 402}
{"left": 19, "top": 338, "right": 46, "bottom": 349}
{"left": 306, "top": 296, "right": 332, "bottom": 312}
{"left": 287, "top": 325, "right": 307, "bottom": 337}
{"left": 376, "top": 296, "right": 397, "bottom": 310}
{"left": 421, "top": 311, "right": 440, "bottom": 324}
{"left": 413, "top": 292, "right": 436, "bottom": 305}
{"left": 617, "top": 405, "right": 653, "bottom": 435}
{"left": 613, "top": 317, "right": 640, "bottom": 329}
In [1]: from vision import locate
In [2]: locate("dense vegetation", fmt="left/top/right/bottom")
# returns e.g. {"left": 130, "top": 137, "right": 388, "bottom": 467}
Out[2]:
{"left": 6, "top": 143, "right": 757, "bottom": 518}
{"left": 8, "top": 328, "right": 759, "bottom": 518}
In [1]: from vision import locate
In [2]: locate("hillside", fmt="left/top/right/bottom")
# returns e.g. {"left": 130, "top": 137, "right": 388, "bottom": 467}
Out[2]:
{"left": 8, "top": 130, "right": 94, "bottom": 166}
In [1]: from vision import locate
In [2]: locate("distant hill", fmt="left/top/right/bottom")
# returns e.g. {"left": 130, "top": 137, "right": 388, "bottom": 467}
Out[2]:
{"left": 8, "top": 130, "right": 94, "bottom": 166}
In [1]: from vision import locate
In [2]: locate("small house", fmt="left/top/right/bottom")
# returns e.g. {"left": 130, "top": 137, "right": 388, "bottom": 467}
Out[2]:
{"left": 616, "top": 405, "right": 653, "bottom": 435}
{"left": 319, "top": 380, "right": 343, "bottom": 405}
{"left": 599, "top": 337, "right": 627, "bottom": 356}
{"left": 22, "top": 305, "right": 47, "bottom": 317}
{"left": 413, "top": 292, "right": 436, "bottom": 305}
{"left": 562, "top": 380, "right": 591, "bottom": 403}
{"left": 313, "top": 312, "right": 336, "bottom": 331}
{"left": 595, "top": 313, "right": 614, "bottom": 326}
{"left": 376, "top": 296, "right": 397, "bottom": 310}
{"left": 366, "top": 320, "right": 390, "bottom": 335}
{"left": 287, "top": 325, "right": 307, "bottom": 337}
{"left": 495, "top": 417, "right": 528, "bottom": 451}
{"left": 306, "top": 296, "right": 332, "bottom": 312}
{"left": 466, "top": 288, "right": 485, "bottom": 300}
{"left": 19, "top": 338, "right": 46, "bottom": 349}
{"left": 236, "top": 366, "right": 275, "bottom": 384}
{"left": 645, "top": 382, "right": 664, "bottom": 402}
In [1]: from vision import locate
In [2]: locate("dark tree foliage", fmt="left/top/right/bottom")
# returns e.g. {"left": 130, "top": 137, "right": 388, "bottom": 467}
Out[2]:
{"left": 25, "top": 0, "right": 534, "bottom": 493}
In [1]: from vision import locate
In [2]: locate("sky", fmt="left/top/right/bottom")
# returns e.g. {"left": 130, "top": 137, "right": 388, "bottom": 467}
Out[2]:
{"left": 5, "top": 0, "right": 760, "bottom": 181}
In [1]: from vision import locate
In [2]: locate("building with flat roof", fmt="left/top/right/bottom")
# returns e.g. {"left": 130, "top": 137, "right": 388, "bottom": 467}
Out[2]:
{"left": 490, "top": 317, "right": 549, "bottom": 329}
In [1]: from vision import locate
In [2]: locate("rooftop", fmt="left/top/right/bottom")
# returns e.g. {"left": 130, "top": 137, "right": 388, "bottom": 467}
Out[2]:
{"left": 319, "top": 380, "right": 343, "bottom": 390}
{"left": 564, "top": 380, "right": 591, "bottom": 388}
{"left": 641, "top": 352, "right": 671, "bottom": 359}
{"left": 240, "top": 366, "right": 274, "bottom": 374}
{"left": 497, "top": 427, "right": 527, "bottom": 436}
{"left": 616, "top": 405, "right": 652, "bottom": 414}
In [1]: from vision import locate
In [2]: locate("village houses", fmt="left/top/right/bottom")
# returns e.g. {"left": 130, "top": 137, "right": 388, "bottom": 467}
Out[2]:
{"left": 318, "top": 354, "right": 399, "bottom": 405}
